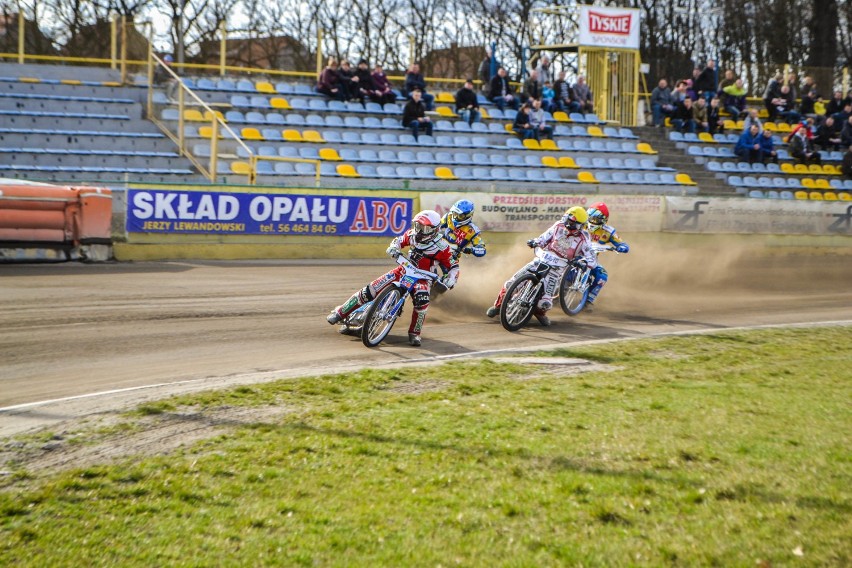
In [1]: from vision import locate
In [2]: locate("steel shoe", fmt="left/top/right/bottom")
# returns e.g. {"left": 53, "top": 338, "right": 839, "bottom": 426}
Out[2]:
{"left": 408, "top": 333, "right": 422, "bottom": 347}
{"left": 534, "top": 313, "right": 551, "bottom": 327}
{"left": 326, "top": 310, "right": 342, "bottom": 325}
{"left": 485, "top": 306, "right": 499, "bottom": 318}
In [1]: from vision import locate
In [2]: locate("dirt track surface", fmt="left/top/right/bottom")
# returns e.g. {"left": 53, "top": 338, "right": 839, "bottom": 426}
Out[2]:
{"left": 2, "top": 234, "right": 851, "bottom": 442}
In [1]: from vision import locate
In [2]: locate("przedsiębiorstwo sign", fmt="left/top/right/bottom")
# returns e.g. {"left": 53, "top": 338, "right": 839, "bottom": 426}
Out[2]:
{"left": 577, "top": 6, "right": 641, "bottom": 50}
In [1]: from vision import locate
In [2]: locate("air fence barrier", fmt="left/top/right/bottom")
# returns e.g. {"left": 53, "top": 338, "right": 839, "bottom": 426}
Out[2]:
{"left": 0, "top": 182, "right": 113, "bottom": 261}
{"left": 110, "top": 185, "right": 850, "bottom": 261}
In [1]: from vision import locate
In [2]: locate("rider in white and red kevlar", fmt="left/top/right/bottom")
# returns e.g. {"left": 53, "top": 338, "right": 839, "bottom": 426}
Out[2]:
{"left": 485, "top": 206, "right": 597, "bottom": 327}
{"left": 326, "top": 210, "right": 459, "bottom": 346}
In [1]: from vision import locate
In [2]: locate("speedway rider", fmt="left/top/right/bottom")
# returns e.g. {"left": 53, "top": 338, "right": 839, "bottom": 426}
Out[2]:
{"left": 326, "top": 210, "right": 459, "bottom": 347}
{"left": 439, "top": 199, "right": 486, "bottom": 260}
{"left": 585, "top": 202, "right": 629, "bottom": 309}
{"left": 485, "top": 206, "right": 596, "bottom": 326}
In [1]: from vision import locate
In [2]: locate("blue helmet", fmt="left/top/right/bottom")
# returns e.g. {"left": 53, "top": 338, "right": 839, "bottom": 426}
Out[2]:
{"left": 450, "top": 199, "right": 475, "bottom": 227}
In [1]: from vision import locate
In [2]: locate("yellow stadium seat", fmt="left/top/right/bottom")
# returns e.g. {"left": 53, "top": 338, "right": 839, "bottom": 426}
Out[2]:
{"left": 203, "top": 109, "right": 224, "bottom": 121}
{"left": 18, "top": 77, "right": 40, "bottom": 83}
{"left": 183, "top": 109, "right": 204, "bottom": 121}
{"left": 587, "top": 126, "right": 605, "bottom": 137}
{"left": 814, "top": 179, "right": 831, "bottom": 190}
{"left": 776, "top": 123, "right": 791, "bottom": 133}
{"left": 101, "top": 81, "right": 122, "bottom": 87}
{"left": 241, "top": 127, "right": 264, "bottom": 141}
{"left": 256, "top": 81, "right": 276, "bottom": 94}
{"left": 664, "top": 117, "right": 672, "bottom": 127}
{"left": 636, "top": 142, "right": 657, "bottom": 154}
{"left": 801, "top": 178, "right": 816, "bottom": 189}
{"left": 198, "top": 126, "right": 222, "bottom": 139}
{"left": 435, "top": 166, "right": 458, "bottom": 180}
{"left": 552, "top": 111, "right": 571, "bottom": 122}
{"left": 723, "top": 120, "right": 738, "bottom": 130}
{"left": 479, "top": 108, "right": 490, "bottom": 119}
{"left": 539, "top": 139, "right": 558, "bottom": 151}
{"left": 435, "top": 92, "right": 455, "bottom": 103}
{"left": 676, "top": 173, "right": 697, "bottom": 185}
{"left": 283, "top": 129, "right": 303, "bottom": 142}
{"left": 823, "top": 192, "right": 838, "bottom": 201}
{"left": 558, "top": 156, "right": 579, "bottom": 168}
{"left": 809, "top": 191, "right": 823, "bottom": 200}
{"left": 780, "top": 163, "right": 795, "bottom": 174}
{"left": 808, "top": 164, "right": 823, "bottom": 174}
{"left": 794, "top": 190, "right": 808, "bottom": 200}
{"left": 757, "top": 109, "right": 769, "bottom": 118}
{"left": 522, "top": 139, "right": 541, "bottom": 150}
{"left": 838, "top": 192, "right": 851, "bottom": 201}
{"left": 763, "top": 122, "right": 777, "bottom": 132}
{"left": 736, "top": 120, "right": 745, "bottom": 129}
{"left": 436, "top": 106, "right": 457, "bottom": 117}
{"left": 823, "top": 164, "right": 838, "bottom": 175}
{"left": 504, "top": 123, "right": 515, "bottom": 134}
{"left": 302, "top": 130, "right": 325, "bottom": 143}
{"left": 698, "top": 132, "right": 715, "bottom": 143}
{"left": 577, "top": 171, "right": 598, "bottom": 184}
{"left": 60, "top": 79, "right": 82, "bottom": 85}
{"left": 270, "top": 97, "right": 291, "bottom": 109}
{"left": 541, "top": 156, "right": 560, "bottom": 168}
{"left": 231, "top": 161, "right": 252, "bottom": 175}
{"left": 337, "top": 164, "right": 360, "bottom": 177}
{"left": 794, "top": 164, "right": 808, "bottom": 173}
{"left": 319, "top": 148, "right": 342, "bottom": 161}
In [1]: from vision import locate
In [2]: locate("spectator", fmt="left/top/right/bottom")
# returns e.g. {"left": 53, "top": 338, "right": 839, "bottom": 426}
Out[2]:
{"left": 489, "top": 67, "right": 519, "bottom": 111}
{"left": 317, "top": 57, "right": 345, "bottom": 100}
{"left": 768, "top": 85, "right": 800, "bottom": 124}
{"left": 671, "top": 97, "right": 697, "bottom": 133}
{"left": 735, "top": 124, "right": 763, "bottom": 164}
{"left": 401, "top": 89, "right": 433, "bottom": 141}
{"left": 789, "top": 125, "right": 821, "bottom": 165}
{"left": 529, "top": 98, "right": 554, "bottom": 140}
{"left": 707, "top": 96, "right": 724, "bottom": 134}
{"left": 742, "top": 108, "right": 763, "bottom": 134}
{"left": 542, "top": 81, "right": 555, "bottom": 112}
{"left": 762, "top": 72, "right": 783, "bottom": 117}
{"left": 694, "top": 59, "right": 717, "bottom": 104}
{"left": 722, "top": 79, "right": 747, "bottom": 119}
{"left": 833, "top": 102, "right": 852, "bottom": 126}
{"left": 478, "top": 47, "right": 500, "bottom": 92}
{"left": 800, "top": 76, "right": 818, "bottom": 98}
{"left": 672, "top": 80, "right": 688, "bottom": 103}
{"left": 512, "top": 103, "right": 536, "bottom": 139}
{"left": 522, "top": 70, "right": 542, "bottom": 104}
{"left": 650, "top": 79, "right": 676, "bottom": 127}
{"left": 717, "top": 69, "right": 737, "bottom": 96}
{"left": 455, "top": 79, "right": 480, "bottom": 125}
{"left": 354, "top": 60, "right": 378, "bottom": 103}
{"left": 786, "top": 72, "right": 799, "bottom": 102}
{"left": 814, "top": 116, "right": 841, "bottom": 151}
{"left": 841, "top": 116, "right": 852, "bottom": 148}
{"left": 825, "top": 90, "right": 845, "bottom": 118}
{"left": 692, "top": 96, "right": 709, "bottom": 132}
{"left": 799, "top": 89, "right": 818, "bottom": 118}
{"left": 684, "top": 78, "right": 698, "bottom": 101}
{"left": 404, "top": 63, "right": 434, "bottom": 110}
{"left": 574, "top": 76, "right": 594, "bottom": 113}
{"left": 370, "top": 63, "right": 397, "bottom": 105}
{"left": 842, "top": 145, "right": 852, "bottom": 179}
{"left": 154, "top": 54, "right": 179, "bottom": 101}
{"left": 536, "top": 55, "right": 552, "bottom": 87}
{"left": 759, "top": 129, "right": 779, "bottom": 164}
{"left": 338, "top": 60, "right": 360, "bottom": 101}
{"left": 552, "top": 71, "right": 579, "bottom": 113}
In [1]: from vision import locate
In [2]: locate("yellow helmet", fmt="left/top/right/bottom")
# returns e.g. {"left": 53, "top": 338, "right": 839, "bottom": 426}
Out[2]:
{"left": 561, "top": 206, "right": 588, "bottom": 234}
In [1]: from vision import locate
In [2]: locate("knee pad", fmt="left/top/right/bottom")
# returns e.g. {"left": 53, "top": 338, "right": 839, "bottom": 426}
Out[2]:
{"left": 412, "top": 290, "right": 430, "bottom": 310}
{"left": 358, "top": 286, "right": 374, "bottom": 303}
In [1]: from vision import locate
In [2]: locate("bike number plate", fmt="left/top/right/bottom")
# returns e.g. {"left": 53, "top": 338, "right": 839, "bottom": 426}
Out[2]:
{"left": 400, "top": 275, "right": 417, "bottom": 287}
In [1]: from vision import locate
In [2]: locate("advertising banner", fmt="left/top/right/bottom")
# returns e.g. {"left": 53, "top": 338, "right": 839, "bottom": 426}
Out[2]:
{"left": 578, "top": 6, "right": 641, "bottom": 50}
{"left": 665, "top": 197, "right": 852, "bottom": 236}
{"left": 126, "top": 189, "right": 412, "bottom": 237}
{"left": 419, "top": 193, "right": 664, "bottom": 233}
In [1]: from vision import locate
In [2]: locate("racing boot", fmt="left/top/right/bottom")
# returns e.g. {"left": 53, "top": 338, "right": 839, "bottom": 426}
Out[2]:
{"left": 408, "top": 333, "right": 422, "bottom": 347}
{"left": 326, "top": 309, "right": 343, "bottom": 325}
{"left": 533, "top": 309, "right": 551, "bottom": 327}
{"left": 485, "top": 305, "right": 499, "bottom": 318}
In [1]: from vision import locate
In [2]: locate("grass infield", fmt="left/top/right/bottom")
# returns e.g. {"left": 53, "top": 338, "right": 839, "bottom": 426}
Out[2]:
{"left": 1, "top": 326, "right": 850, "bottom": 566}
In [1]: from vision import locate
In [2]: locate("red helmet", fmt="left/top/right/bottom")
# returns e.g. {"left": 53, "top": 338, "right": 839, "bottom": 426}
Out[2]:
{"left": 587, "top": 202, "right": 609, "bottom": 228}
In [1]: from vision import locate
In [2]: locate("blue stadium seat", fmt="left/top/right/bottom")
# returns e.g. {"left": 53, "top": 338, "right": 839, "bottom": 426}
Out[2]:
{"left": 344, "top": 116, "right": 363, "bottom": 128}
{"left": 435, "top": 120, "right": 453, "bottom": 131}
{"left": 381, "top": 117, "right": 399, "bottom": 129}
{"left": 628, "top": 172, "right": 644, "bottom": 184}
{"left": 435, "top": 135, "right": 455, "bottom": 146}
{"left": 250, "top": 96, "right": 271, "bottom": 108}
{"left": 604, "top": 126, "right": 620, "bottom": 137}
{"left": 380, "top": 133, "right": 400, "bottom": 145}
{"left": 524, "top": 155, "right": 541, "bottom": 167}
{"left": 379, "top": 149, "right": 399, "bottom": 163}
{"left": 508, "top": 154, "right": 526, "bottom": 167}
{"left": 416, "top": 151, "right": 435, "bottom": 163}
{"left": 455, "top": 166, "right": 473, "bottom": 178}
{"left": 357, "top": 165, "right": 378, "bottom": 177}
{"left": 506, "top": 138, "right": 523, "bottom": 150}
{"left": 397, "top": 166, "right": 416, "bottom": 178}
{"left": 748, "top": 189, "right": 764, "bottom": 198}
{"left": 261, "top": 129, "right": 282, "bottom": 140}
{"left": 415, "top": 166, "right": 436, "bottom": 179}
{"left": 592, "top": 157, "right": 608, "bottom": 169}
{"left": 454, "top": 121, "right": 472, "bottom": 132}
{"left": 309, "top": 99, "right": 329, "bottom": 111}
{"left": 503, "top": 110, "right": 517, "bottom": 121}
{"left": 772, "top": 177, "right": 787, "bottom": 188}
{"left": 758, "top": 177, "right": 773, "bottom": 188}
{"left": 377, "top": 165, "right": 398, "bottom": 178}
{"left": 644, "top": 172, "right": 662, "bottom": 184}
{"left": 383, "top": 103, "right": 401, "bottom": 114}
{"left": 328, "top": 100, "right": 346, "bottom": 112}
{"left": 361, "top": 132, "right": 382, "bottom": 145}
{"left": 274, "top": 162, "right": 296, "bottom": 175}
{"left": 595, "top": 171, "right": 613, "bottom": 183}
{"left": 245, "top": 111, "right": 267, "bottom": 124}
{"left": 619, "top": 128, "right": 637, "bottom": 138}
{"left": 471, "top": 167, "right": 492, "bottom": 180}
{"left": 542, "top": 169, "right": 561, "bottom": 182}
{"left": 611, "top": 172, "right": 629, "bottom": 184}
{"left": 399, "top": 134, "right": 417, "bottom": 145}
{"left": 766, "top": 163, "right": 781, "bottom": 173}
{"left": 683, "top": 133, "right": 699, "bottom": 143}
{"left": 508, "top": 169, "right": 527, "bottom": 182}
{"left": 289, "top": 98, "right": 309, "bottom": 110}
{"left": 274, "top": 83, "right": 295, "bottom": 94}
{"left": 236, "top": 80, "right": 254, "bottom": 92}
{"left": 471, "top": 122, "right": 489, "bottom": 133}
{"left": 161, "top": 108, "right": 180, "bottom": 121}
{"left": 780, "top": 190, "right": 794, "bottom": 199}
{"left": 707, "top": 161, "right": 722, "bottom": 172}
{"left": 574, "top": 157, "right": 593, "bottom": 169}
{"left": 453, "top": 152, "right": 473, "bottom": 164}
{"left": 766, "top": 190, "right": 780, "bottom": 199}
{"left": 295, "top": 162, "right": 316, "bottom": 175}
{"left": 257, "top": 146, "right": 277, "bottom": 156}
{"left": 702, "top": 147, "right": 717, "bottom": 157}
{"left": 608, "top": 158, "right": 625, "bottom": 169}
{"left": 299, "top": 147, "right": 320, "bottom": 160}
{"left": 435, "top": 151, "right": 454, "bottom": 164}
{"left": 418, "top": 135, "right": 437, "bottom": 146}
{"left": 727, "top": 175, "right": 744, "bottom": 187}
{"left": 490, "top": 167, "right": 511, "bottom": 181}
{"left": 359, "top": 149, "right": 379, "bottom": 161}
{"left": 365, "top": 102, "right": 384, "bottom": 114}
{"left": 345, "top": 101, "right": 365, "bottom": 113}
{"left": 721, "top": 162, "right": 737, "bottom": 172}
{"left": 255, "top": 161, "right": 275, "bottom": 175}
{"left": 743, "top": 176, "right": 760, "bottom": 187}
{"left": 490, "top": 154, "right": 509, "bottom": 166}
{"left": 285, "top": 113, "right": 306, "bottom": 126}
{"left": 305, "top": 114, "right": 325, "bottom": 127}
{"left": 322, "top": 130, "right": 343, "bottom": 143}
{"left": 488, "top": 123, "right": 506, "bottom": 134}
{"left": 669, "top": 132, "right": 684, "bottom": 142}
{"left": 527, "top": 169, "right": 546, "bottom": 182}
{"left": 266, "top": 113, "right": 286, "bottom": 125}
{"left": 751, "top": 162, "right": 766, "bottom": 173}
{"left": 231, "top": 95, "right": 250, "bottom": 107}
{"left": 363, "top": 116, "right": 383, "bottom": 128}
{"left": 342, "top": 132, "right": 362, "bottom": 144}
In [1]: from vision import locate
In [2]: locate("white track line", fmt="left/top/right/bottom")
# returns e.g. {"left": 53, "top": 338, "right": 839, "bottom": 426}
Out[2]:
{"left": 2, "top": 319, "right": 850, "bottom": 414}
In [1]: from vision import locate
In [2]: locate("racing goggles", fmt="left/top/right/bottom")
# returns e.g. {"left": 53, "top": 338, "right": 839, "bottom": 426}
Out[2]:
{"left": 413, "top": 221, "right": 438, "bottom": 236}
{"left": 564, "top": 219, "right": 583, "bottom": 232}
{"left": 452, "top": 211, "right": 473, "bottom": 222}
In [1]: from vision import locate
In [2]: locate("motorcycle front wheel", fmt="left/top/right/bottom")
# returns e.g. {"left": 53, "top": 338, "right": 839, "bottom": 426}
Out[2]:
{"left": 500, "top": 274, "right": 540, "bottom": 331}
{"left": 362, "top": 286, "right": 404, "bottom": 347}
{"left": 559, "top": 268, "right": 589, "bottom": 316}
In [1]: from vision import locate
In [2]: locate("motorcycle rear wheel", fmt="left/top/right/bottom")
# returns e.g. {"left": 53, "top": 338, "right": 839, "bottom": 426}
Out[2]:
{"left": 362, "top": 286, "right": 404, "bottom": 347}
{"left": 500, "top": 275, "right": 540, "bottom": 331}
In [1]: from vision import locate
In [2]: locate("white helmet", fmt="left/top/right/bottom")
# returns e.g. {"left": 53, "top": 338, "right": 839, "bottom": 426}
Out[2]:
{"left": 411, "top": 209, "right": 441, "bottom": 246}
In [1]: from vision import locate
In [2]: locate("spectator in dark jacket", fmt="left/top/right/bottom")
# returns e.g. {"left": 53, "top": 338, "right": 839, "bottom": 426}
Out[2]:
{"left": 404, "top": 63, "right": 434, "bottom": 110}
{"left": 354, "top": 60, "right": 378, "bottom": 103}
{"left": 768, "top": 85, "right": 800, "bottom": 124}
{"left": 370, "top": 64, "right": 397, "bottom": 106}
{"left": 316, "top": 57, "right": 345, "bottom": 100}
{"left": 401, "top": 90, "right": 432, "bottom": 140}
{"left": 478, "top": 47, "right": 500, "bottom": 92}
{"left": 825, "top": 90, "right": 845, "bottom": 118}
{"left": 789, "top": 127, "right": 821, "bottom": 165}
{"left": 573, "top": 76, "right": 594, "bottom": 113}
{"left": 455, "top": 79, "right": 480, "bottom": 125}
{"left": 759, "top": 129, "right": 778, "bottom": 164}
{"left": 735, "top": 124, "right": 762, "bottom": 164}
{"left": 337, "top": 60, "right": 360, "bottom": 101}
{"left": 694, "top": 59, "right": 717, "bottom": 104}
{"left": 522, "top": 70, "right": 542, "bottom": 105}
{"left": 716, "top": 69, "right": 737, "bottom": 96}
{"left": 552, "top": 71, "right": 579, "bottom": 113}
{"left": 489, "top": 67, "right": 519, "bottom": 111}
{"left": 841, "top": 116, "right": 852, "bottom": 148}
{"left": 814, "top": 116, "right": 842, "bottom": 151}
{"left": 512, "top": 103, "right": 535, "bottom": 139}
{"left": 671, "top": 97, "right": 697, "bottom": 133}
{"left": 650, "top": 78, "right": 676, "bottom": 127}
{"left": 707, "top": 96, "right": 723, "bottom": 134}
